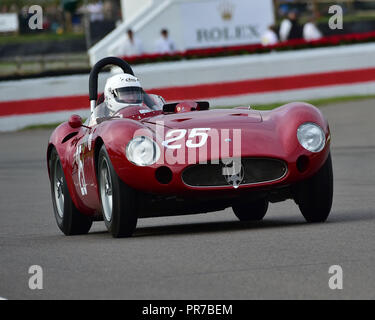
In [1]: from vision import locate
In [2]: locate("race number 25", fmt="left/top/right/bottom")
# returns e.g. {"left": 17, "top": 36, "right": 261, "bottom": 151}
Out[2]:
{"left": 162, "top": 128, "right": 211, "bottom": 149}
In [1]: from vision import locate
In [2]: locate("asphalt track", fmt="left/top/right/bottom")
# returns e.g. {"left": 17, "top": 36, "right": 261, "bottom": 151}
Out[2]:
{"left": 0, "top": 99, "right": 374, "bottom": 300}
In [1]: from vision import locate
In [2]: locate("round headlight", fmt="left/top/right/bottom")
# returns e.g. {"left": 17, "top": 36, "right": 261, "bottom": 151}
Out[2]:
{"left": 126, "top": 136, "right": 160, "bottom": 166}
{"left": 297, "top": 123, "right": 326, "bottom": 153}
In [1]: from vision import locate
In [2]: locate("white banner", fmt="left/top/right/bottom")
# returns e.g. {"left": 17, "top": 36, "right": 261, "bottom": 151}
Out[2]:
{"left": 0, "top": 13, "right": 19, "bottom": 33}
{"left": 180, "top": 0, "right": 274, "bottom": 49}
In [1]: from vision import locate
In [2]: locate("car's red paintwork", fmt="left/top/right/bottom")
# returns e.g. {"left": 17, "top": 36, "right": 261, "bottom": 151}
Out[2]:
{"left": 47, "top": 100, "right": 330, "bottom": 217}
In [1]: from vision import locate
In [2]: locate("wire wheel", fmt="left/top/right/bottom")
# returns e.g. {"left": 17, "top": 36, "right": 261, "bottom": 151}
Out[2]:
{"left": 53, "top": 159, "right": 65, "bottom": 218}
{"left": 99, "top": 157, "right": 113, "bottom": 222}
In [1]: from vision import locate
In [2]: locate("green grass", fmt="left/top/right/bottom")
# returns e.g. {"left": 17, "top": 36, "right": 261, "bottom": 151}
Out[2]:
{"left": 21, "top": 122, "right": 63, "bottom": 131}
{"left": 19, "top": 94, "right": 375, "bottom": 131}
{"left": 219, "top": 95, "right": 375, "bottom": 111}
{"left": 0, "top": 32, "right": 85, "bottom": 45}
{"left": 21, "top": 117, "right": 88, "bottom": 131}
{"left": 276, "top": 12, "right": 375, "bottom": 25}
{"left": 310, "top": 13, "right": 375, "bottom": 25}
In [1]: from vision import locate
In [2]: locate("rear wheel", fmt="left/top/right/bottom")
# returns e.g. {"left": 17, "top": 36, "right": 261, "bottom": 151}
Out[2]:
{"left": 295, "top": 153, "right": 333, "bottom": 222}
{"left": 98, "top": 145, "right": 138, "bottom": 237}
{"left": 232, "top": 199, "right": 269, "bottom": 221}
{"left": 49, "top": 148, "right": 92, "bottom": 235}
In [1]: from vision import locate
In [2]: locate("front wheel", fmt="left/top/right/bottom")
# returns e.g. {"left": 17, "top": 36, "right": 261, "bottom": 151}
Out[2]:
{"left": 295, "top": 153, "right": 333, "bottom": 222}
{"left": 49, "top": 148, "right": 92, "bottom": 235}
{"left": 98, "top": 145, "right": 138, "bottom": 238}
{"left": 232, "top": 198, "right": 269, "bottom": 221}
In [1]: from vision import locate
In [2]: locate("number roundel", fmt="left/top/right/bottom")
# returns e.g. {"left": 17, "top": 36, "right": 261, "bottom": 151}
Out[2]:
{"left": 162, "top": 128, "right": 211, "bottom": 149}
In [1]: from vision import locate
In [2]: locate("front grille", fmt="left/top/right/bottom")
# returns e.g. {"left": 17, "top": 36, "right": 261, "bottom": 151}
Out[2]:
{"left": 181, "top": 158, "right": 287, "bottom": 187}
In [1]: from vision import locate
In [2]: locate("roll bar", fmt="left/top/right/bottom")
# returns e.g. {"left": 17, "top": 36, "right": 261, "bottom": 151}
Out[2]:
{"left": 89, "top": 57, "right": 135, "bottom": 112}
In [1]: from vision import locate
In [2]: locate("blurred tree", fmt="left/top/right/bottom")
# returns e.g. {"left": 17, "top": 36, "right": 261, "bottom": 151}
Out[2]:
{"left": 62, "top": 0, "right": 79, "bottom": 13}
{"left": 61, "top": 0, "right": 81, "bottom": 32}
{"left": 2, "top": 0, "right": 61, "bottom": 7}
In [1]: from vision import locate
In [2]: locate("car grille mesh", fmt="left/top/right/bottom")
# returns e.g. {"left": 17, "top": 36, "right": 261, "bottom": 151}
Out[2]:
{"left": 181, "top": 158, "right": 287, "bottom": 187}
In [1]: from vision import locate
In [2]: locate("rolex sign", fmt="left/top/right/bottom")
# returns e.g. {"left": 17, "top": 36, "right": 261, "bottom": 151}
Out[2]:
{"left": 181, "top": 0, "right": 274, "bottom": 49}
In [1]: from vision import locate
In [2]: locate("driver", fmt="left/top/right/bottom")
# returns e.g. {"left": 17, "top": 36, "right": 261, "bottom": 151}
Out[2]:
{"left": 104, "top": 73, "right": 144, "bottom": 115}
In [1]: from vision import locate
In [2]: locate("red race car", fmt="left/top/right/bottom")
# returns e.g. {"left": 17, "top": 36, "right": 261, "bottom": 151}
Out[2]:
{"left": 47, "top": 57, "right": 333, "bottom": 238}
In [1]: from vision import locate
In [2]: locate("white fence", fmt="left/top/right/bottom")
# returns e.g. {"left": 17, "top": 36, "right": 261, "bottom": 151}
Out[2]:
{"left": 1, "top": 43, "right": 375, "bottom": 131}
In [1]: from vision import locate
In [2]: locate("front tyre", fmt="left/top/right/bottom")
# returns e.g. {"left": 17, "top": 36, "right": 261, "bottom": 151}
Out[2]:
{"left": 49, "top": 148, "right": 92, "bottom": 235}
{"left": 295, "top": 153, "right": 333, "bottom": 223}
{"left": 232, "top": 199, "right": 269, "bottom": 221}
{"left": 98, "top": 145, "right": 138, "bottom": 238}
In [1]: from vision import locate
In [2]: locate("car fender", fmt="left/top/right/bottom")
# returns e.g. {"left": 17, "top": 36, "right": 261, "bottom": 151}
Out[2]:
{"left": 94, "top": 118, "right": 156, "bottom": 182}
{"left": 265, "top": 102, "right": 331, "bottom": 178}
{"left": 47, "top": 121, "right": 93, "bottom": 214}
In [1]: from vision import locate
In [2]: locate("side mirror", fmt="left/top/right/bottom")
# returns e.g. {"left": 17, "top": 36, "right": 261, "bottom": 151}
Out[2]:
{"left": 68, "top": 115, "right": 83, "bottom": 129}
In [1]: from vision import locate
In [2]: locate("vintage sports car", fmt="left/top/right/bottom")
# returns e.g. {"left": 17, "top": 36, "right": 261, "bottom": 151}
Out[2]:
{"left": 47, "top": 57, "right": 333, "bottom": 237}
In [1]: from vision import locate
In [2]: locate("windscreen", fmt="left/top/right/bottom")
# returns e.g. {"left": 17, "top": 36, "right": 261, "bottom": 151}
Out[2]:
{"left": 95, "top": 89, "right": 164, "bottom": 119}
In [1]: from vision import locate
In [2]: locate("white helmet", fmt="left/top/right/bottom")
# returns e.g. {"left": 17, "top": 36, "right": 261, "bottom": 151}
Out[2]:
{"left": 104, "top": 73, "right": 143, "bottom": 113}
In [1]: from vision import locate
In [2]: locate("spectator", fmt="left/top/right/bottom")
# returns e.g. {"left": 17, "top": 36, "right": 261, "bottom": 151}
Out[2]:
{"left": 103, "top": 0, "right": 113, "bottom": 20}
{"left": 121, "top": 29, "right": 144, "bottom": 57}
{"left": 278, "top": 0, "right": 295, "bottom": 17}
{"left": 303, "top": 17, "right": 323, "bottom": 41}
{"left": 87, "top": 0, "right": 104, "bottom": 22}
{"left": 279, "top": 11, "right": 302, "bottom": 41}
{"left": 261, "top": 25, "right": 278, "bottom": 46}
{"left": 9, "top": 4, "right": 18, "bottom": 13}
{"left": 155, "top": 29, "right": 176, "bottom": 54}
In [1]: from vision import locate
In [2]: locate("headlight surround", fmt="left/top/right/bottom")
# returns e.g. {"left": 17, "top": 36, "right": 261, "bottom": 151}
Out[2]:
{"left": 126, "top": 136, "right": 160, "bottom": 166}
{"left": 297, "top": 122, "right": 326, "bottom": 153}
